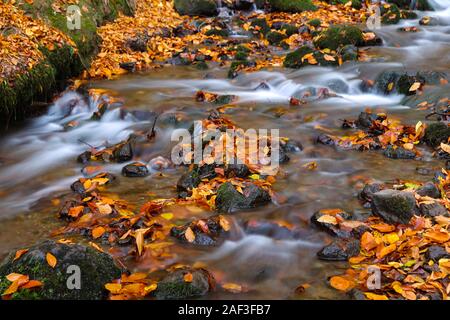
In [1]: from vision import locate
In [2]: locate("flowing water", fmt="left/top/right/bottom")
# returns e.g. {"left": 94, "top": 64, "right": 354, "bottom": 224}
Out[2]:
{"left": 0, "top": 2, "right": 450, "bottom": 299}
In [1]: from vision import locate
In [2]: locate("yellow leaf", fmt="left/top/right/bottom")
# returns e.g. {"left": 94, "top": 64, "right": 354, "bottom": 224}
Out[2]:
{"left": 219, "top": 215, "right": 231, "bottom": 231}
{"left": 387, "top": 82, "right": 394, "bottom": 91}
{"left": 46, "top": 253, "right": 57, "bottom": 268}
{"left": 185, "top": 227, "right": 196, "bottom": 243}
{"left": 440, "top": 142, "right": 450, "bottom": 154}
{"left": 161, "top": 213, "right": 174, "bottom": 220}
{"left": 409, "top": 82, "right": 421, "bottom": 92}
{"left": 317, "top": 215, "right": 338, "bottom": 225}
{"left": 105, "top": 283, "right": 122, "bottom": 294}
{"left": 364, "top": 292, "right": 389, "bottom": 300}
{"left": 222, "top": 282, "right": 243, "bottom": 293}
{"left": 323, "top": 54, "right": 335, "bottom": 61}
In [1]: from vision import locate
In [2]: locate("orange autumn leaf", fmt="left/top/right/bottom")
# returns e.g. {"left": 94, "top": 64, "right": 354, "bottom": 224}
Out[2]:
{"left": 21, "top": 280, "right": 43, "bottom": 289}
{"left": 364, "top": 292, "right": 389, "bottom": 300}
{"left": 361, "top": 232, "right": 378, "bottom": 251}
{"left": 185, "top": 227, "right": 196, "bottom": 243}
{"left": 2, "top": 281, "right": 19, "bottom": 296}
{"left": 376, "top": 243, "right": 397, "bottom": 259}
{"left": 424, "top": 230, "right": 450, "bottom": 243}
{"left": 222, "top": 282, "right": 243, "bottom": 293}
{"left": 329, "top": 276, "right": 354, "bottom": 292}
{"left": 105, "top": 283, "right": 122, "bottom": 294}
{"left": 92, "top": 226, "right": 106, "bottom": 239}
{"left": 46, "top": 253, "right": 57, "bottom": 268}
{"left": 183, "top": 272, "right": 193, "bottom": 283}
{"left": 13, "top": 249, "right": 28, "bottom": 261}
{"left": 371, "top": 223, "right": 396, "bottom": 233}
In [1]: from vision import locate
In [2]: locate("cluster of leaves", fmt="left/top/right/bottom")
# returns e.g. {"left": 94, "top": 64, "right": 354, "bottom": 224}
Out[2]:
{"left": 320, "top": 112, "right": 426, "bottom": 155}
{"left": 0, "top": 2, "right": 76, "bottom": 83}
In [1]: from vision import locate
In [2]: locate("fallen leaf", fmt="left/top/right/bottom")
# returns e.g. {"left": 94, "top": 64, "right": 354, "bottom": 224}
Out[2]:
{"left": 46, "top": 253, "right": 57, "bottom": 268}
{"left": 13, "top": 249, "right": 28, "bottom": 261}
{"left": 92, "top": 226, "right": 106, "bottom": 239}
{"left": 185, "top": 227, "right": 196, "bottom": 243}
{"left": 183, "top": 272, "right": 193, "bottom": 283}
{"left": 329, "top": 276, "right": 354, "bottom": 292}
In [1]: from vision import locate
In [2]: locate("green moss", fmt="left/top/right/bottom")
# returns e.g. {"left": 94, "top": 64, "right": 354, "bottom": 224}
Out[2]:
{"left": 269, "top": 0, "right": 317, "bottom": 12}
{"left": 308, "top": 18, "right": 322, "bottom": 28}
{"left": 313, "top": 25, "right": 364, "bottom": 50}
{"left": 423, "top": 123, "right": 450, "bottom": 148}
{"left": 266, "top": 31, "right": 287, "bottom": 45}
{"left": 325, "top": 0, "right": 361, "bottom": 9}
{"left": 381, "top": 4, "right": 402, "bottom": 25}
{"left": 283, "top": 46, "right": 314, "bottom": 68}
{"left": 228, "top": 60, "right": 251, "bottom": 78}
{"left": 174, "top": 0, "right": 218, "bottom": 16}
{"left": 234, "top": 51, "right": 249, "bottom": 61}
{"left": 205, "top": 28, "right": 230, "bottom": 37}
{"left": 280, "top": 23, "right": 298, "bottom": 36}
{"left": 251, "top": 18, "right": 270, "bottom": 35}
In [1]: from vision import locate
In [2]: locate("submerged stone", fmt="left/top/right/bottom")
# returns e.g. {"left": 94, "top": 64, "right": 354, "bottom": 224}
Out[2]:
{"left": 122, "top": 162, "right": 149, "bottom": 177}
{"left": 317, "top": 239, "right": 360, "bottom": 261}
{"left": 215, "top": 182, "right": 271, "bottom": 213}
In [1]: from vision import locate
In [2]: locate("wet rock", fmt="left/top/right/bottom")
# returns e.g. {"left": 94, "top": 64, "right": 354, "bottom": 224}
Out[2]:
{"left": 426, "top": 245, "right": 450, "bottom": 262}
{"left": 205, "top": 28, "right": 229, "bottom": 37}
{"left": 371, "top": 189, "right": 417, "bottom": 224}
{"left": 383, "top": 145, "right": 416, "bottom": 159}
{"left": 417, "top": 182, "right": 440, "bottom": 198}
{"left": 70, "top": 172, "right": 115, "bottom": 196}
{"left": 268, "top": 0, "right": 317, "bottom": 12}
{"left": 126, "top": 32, "right": 149, "bottom": 52}
{"left": 401, "top": 10, "right": 418, "bottom": 19}
{"left": 130, "top": 110, "right": 158, "bottom": 122}
{"left": 419, "top": 202, "right": 447, "bottom": 217}
{"left": 58, "top": 200, "right": 83, "bottom": 220}
{"left": 281, "top": 139, "right": 303, "bottom": 153}
{"left": 77, "top": 151, "right": 92, "bottom": 164}
{"left": 170, "top": 215, "right": 229, "bottom": 246}
{"left": 316, "top": 133, "right": 335, "bottom": 146}
{"left": 215, "top": 182, "right": 271, "bottom": 213}
{"left": 266, "top": 31, "right": 287, "bottom": 46}
{"left": 0, "top": 240, "right": 121, "bottom": 300}
{"left": 113, "top": 142, "right": 133, "bottom": 163}
{"left": 148, "top": 156, "right": 172, "bottom": 171}
{"left": 416, "top": 167, "right": 433, "bottom": 176}
{"left": 177, "top": 165, "right": 217, "bottom": 195}
{"left": 359, "top": 182, "right": 384, "bottom": 203}
{"left": 423, "top": 122, "right": 450, "bottom": 148}
{"left": 317, "top": 239, "right": 360, "bottom": 261}
{"left": 254, "top": 82, "right": 270, "bottom": 91}
{"left": 174, "top": 0, "right": 218, "bottom": 16}
{"left": 313, "top": 26, "right": 364, "bottom": 50}
{"left": 339, "top": 44, "right": 358, "bottom": 62}
{"left": 280, "top": 23, "right": 299, "bottom": 36}
{"left": 119, "top": 61, "right": 137, "bottom": 73}
{"left": 283, "top": 46, "right": 338, "bottom": 68}
{"left": 122, "top": 162, "right": 149, "bottom": 177}
{"left": 225, "top": 164, "right": 250, "bottom": 178}
{"left": 233, "top": 0, "right": 255, "bottom": 10}
{"left": 375, "top": 70, "right": 446, "bottom": 95}
{"left": 307, "top": 18, "right": 321, "bottom": 28}
{"left": 310, "top": 209, "right": 353, "bottom": 238}
{"left": 228, "top": 60, "right": 252, "bottom": 78}
{"left": 419, "top": 16, "right": 440, "bottom": 26}
{"left": 355, "top": 112, "right": 377, "bottom": 128}
{"left": 155, "top": 268, "right": 214, "bottom": 300}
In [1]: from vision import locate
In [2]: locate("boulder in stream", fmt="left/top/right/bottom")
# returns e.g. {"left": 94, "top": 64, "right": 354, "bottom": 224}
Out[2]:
{"left": 313, "top": 26, "right": 364, "bottom": 50}
{"left": 423, "top": 122, "right": 450, "bottom": 148}
{"left": 155, "top": 268, "right": 214, "bottom": 300}
{"left": 317, "top": 239, "right": 360, "bottom": 261}
{"left": 122, "top": 162, "right": 149, "bottom": 177}
{"left": 371, "top": 189, "right": 417, "bottom": 224}
{"left": 387, "top": 0, "right": 433, "bottom": 11}
{"left": 215, "top": 181, "right": 271, "bottom": 213}
{"left": 0, "top": 240, "right": 122, "bottom": 300}
{"left": 268, "top": 0, "right": 317, "bottom": 12}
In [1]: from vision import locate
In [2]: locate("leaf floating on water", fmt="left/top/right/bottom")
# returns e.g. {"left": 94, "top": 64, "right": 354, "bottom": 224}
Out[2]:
{"left": 46, "top": 253, "right": 57, "bottom": 268}
{"left": 222, "top": 282, "right": 243, "bottom": 293}
{"left": 329, "top": 276, "right": 354, "bottom": 292}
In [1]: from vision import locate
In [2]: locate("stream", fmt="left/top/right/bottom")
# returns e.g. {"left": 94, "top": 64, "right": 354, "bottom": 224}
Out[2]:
{"left": 0, "top": 1, "right": 449, "bottom": 299}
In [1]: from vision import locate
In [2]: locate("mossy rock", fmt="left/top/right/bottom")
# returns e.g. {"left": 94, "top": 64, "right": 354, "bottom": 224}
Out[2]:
{"left": 371, "top": 190, "right": 416, "bottom": 224}
{"left": 401, "top": 10, "right": 418, "bottom": 19}
{"left": 283, "top": 46, "right": 314, "bottom": 68}
{"left": 313, "top": 25, "right": 364, "bottom": 50}
{"left": 339, "top": 44, "right": 358, "bottom": 62}
{"left": 266, "top": 31, "right": 287, "bottom": 45}
{"left": 228, "top": 60, "right": 253, "bottom": 79}
{"left": 268, "top": 0, "right": 317, "bottom": 12}
{"left": 381, "top": 3, "right": 402, "bottom": 25}
{"left": 423, "top": 122, "right": 450, "bottom": 148}
{"left": 155, "top": 268, "right": 213, "bottom": 300}
{"left": 215, "top": 182, "right": 271, "bottom": 213}
{"left": 308, "top": 18, "right": 322, "bottom": 28}
{"left": 251, "top": 18, "right": 270, "bottom": 35}
{"left": 205, "top": 28, "right": 230, "bottom": 37}
{"left": 174, "top": 0, "right": 218, "bottom": 16}
{"left": 0, "top": 240, "right": 122, "bottom": 300}
{"left": 324, "top": 0, "right": 362, "bottom": 9}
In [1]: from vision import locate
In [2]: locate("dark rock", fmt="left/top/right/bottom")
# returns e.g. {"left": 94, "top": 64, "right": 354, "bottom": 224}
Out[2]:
{"left": 170, "top": 215, "right": 229, "bottom": 246}
{"left": 113, "top": 142, "right": 133, "bottom": 163}
{"left": 205, "top": 28, "right": 229, "bottom": 37}
{"left": 310, "top": 209, "right": 352, "bottom": 238}
{"left": 316, "top": 133, "right": 335, "bottom": 146}
{"left": 177, "top": 165, "right": 217, "bottom": 195}
{"left": 233, "top": 0, "right": 255, "bottom": 10}
{"left": 174, "top": 0, "right": 218, "bottom": 16}
{"left": 254, "top": 82, "right": 270, "bottom": 91}
{"left": 359, "top": 182, "right": 384, "bottom": 202}
{"left": 77, "top": 151, "right": 92, "bottom": 164}
{"left": 387, "top": 0, "right": 432, "bottom": 11}
{"left": 317, "top": 239, "right": 360, "bottom": 261}
{"left": 281, "top": 139, "right": 303, "bottom": 153}
{"left": 423, "top": 122, "right": 450, "bottom": 148}
{"left": 0, "top": 240, "right": 121, "bottom": 300}
{"left": 356, "top": 112, "right": 377, "bottom": 128}
{"left": 250, "top": 18, "right": 270, "bottom": 35}
{"left": 266, "top": 31, "right": 287, "bottom": 45}
{"left": 426, "top": 245, "right": 450, "bottom": 262}
{"left": 383, "top": 145, "right": 416, "bottom": 159}
{"left": 126, "top": 33, "right": 149, "bottom": 52}
{"left": 339, "top": 44, "right": 358, "bottom": 62}
{"left": 225, "top": 164, "right": 250, "bottom": 178}
{"left": 122, "top": 162, "right": 149, "bottom": 177}
{"left": 313, "top": 26, "right": 364, "bottom": 50}
{"left": 283, "top": 46, "right": 314, "bottom": 68}
{"left": 155, "top": 268, "right": 214, "bottom": 299}
{"left": 381, "top": 3, "right": 401, "bottom": 24}
{"left": 419, "top": 16, "right": 440, "bottom": 26}
{"left": 58, "top": 200, "right": 82, "bottom": 221}
{"left": 417, "top": 182, "right": 440, "bottom": 198}
{"left": 215, "top": 182, "right": 271, "bottom": 213}
{"left": 371, "top": 189, "right": 416, "bottom": 224}
{"left": 419, "top": 202, "right": 447, "bottom": 217}
{"left": 280, "top": 23, "right": 299, "bottom": 36}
